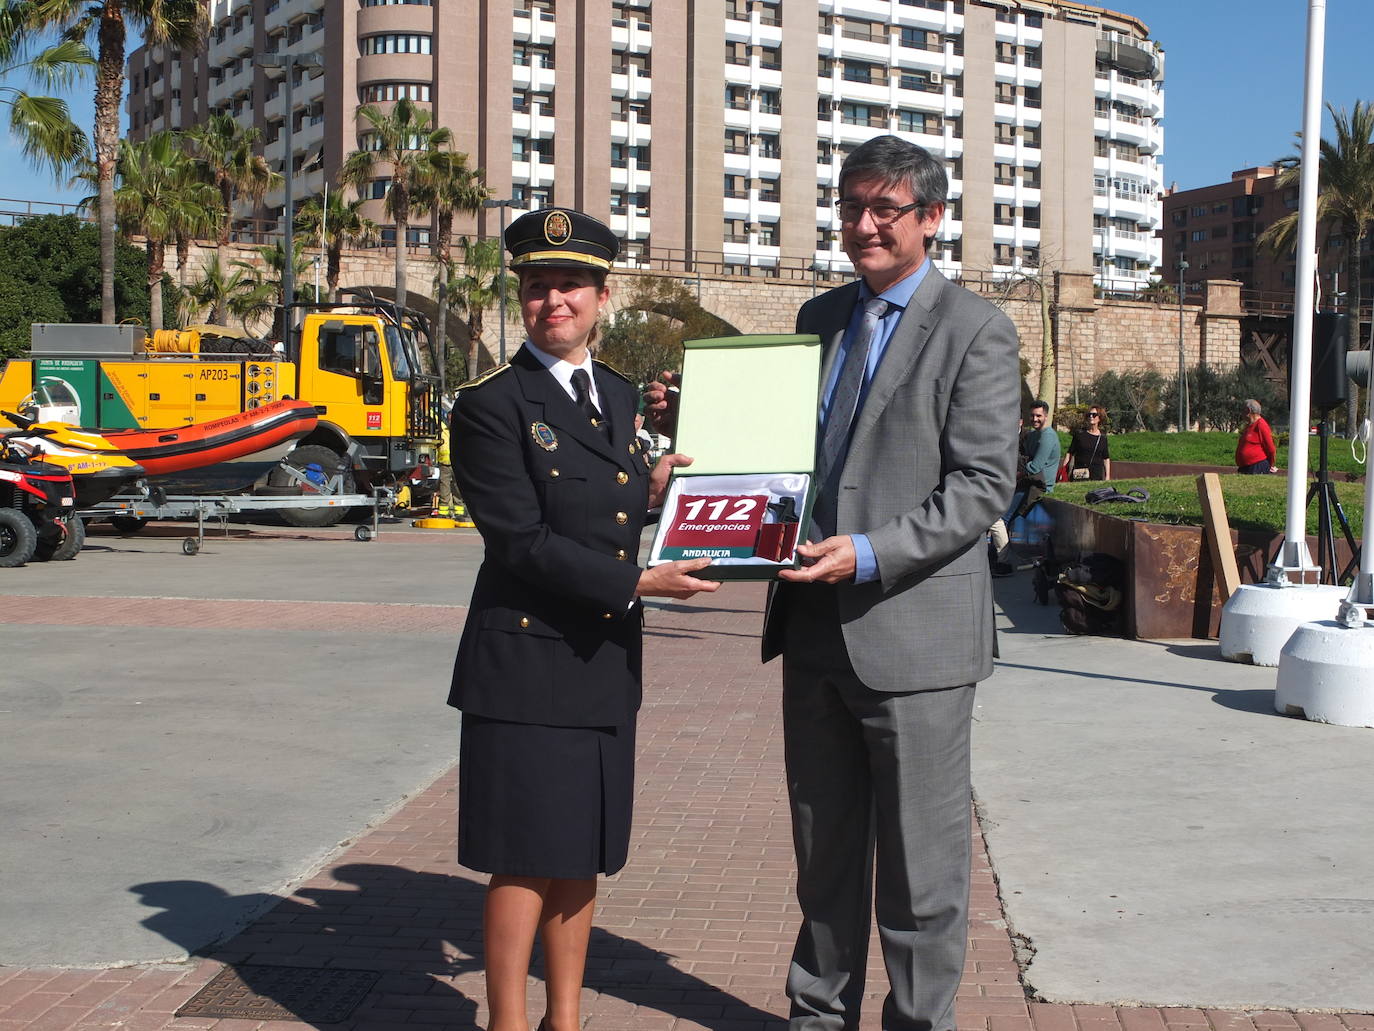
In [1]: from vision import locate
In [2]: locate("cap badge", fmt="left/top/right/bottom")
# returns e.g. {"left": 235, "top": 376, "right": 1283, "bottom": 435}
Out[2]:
{"left": 531, "top": 422, "right": 559, "bottom": 451}
{"left": 543, "top": 210, "right": 572, "bottom": 246}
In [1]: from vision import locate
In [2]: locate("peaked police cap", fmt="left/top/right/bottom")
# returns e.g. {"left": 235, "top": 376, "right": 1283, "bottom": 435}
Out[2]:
{"left": 505, "top": 207, "right": 619, "bottom": 271}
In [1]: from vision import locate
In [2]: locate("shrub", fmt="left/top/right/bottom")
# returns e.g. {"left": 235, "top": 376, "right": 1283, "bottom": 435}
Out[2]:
{"left": 1083, "top": 368, "right": 1169, "bottom": 431}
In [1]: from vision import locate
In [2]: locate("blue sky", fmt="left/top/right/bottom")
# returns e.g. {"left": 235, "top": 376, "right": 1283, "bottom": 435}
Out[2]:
{"left": 2, "top": 1, "right": 1373, "bottom": 207}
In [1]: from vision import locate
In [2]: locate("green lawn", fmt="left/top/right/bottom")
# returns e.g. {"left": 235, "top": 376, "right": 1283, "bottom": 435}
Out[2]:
{"left": 1061, "top": 430, "right": 1369, "bottom": 480}
{"left": 1050, "top": 474, "right": 1365, "bottom": 539}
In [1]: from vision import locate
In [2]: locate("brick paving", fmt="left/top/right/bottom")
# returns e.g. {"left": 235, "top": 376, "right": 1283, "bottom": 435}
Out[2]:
{"left": 2, "top": 584, "right": 1372, "bottom": 1030}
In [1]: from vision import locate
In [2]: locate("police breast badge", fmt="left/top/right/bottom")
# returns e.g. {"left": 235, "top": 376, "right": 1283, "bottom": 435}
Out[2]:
{"left": 531, "top": 422, "right": 558, "bottom": 451}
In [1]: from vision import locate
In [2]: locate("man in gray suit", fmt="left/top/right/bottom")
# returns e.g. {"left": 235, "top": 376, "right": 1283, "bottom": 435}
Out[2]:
{"left": 767, "top": 135, "right": 1020, "bottom": 1029}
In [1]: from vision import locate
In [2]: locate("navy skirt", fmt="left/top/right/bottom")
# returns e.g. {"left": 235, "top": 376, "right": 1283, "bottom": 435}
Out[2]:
{"left": 457, "top": 714, "right": 636, "bottom": 879}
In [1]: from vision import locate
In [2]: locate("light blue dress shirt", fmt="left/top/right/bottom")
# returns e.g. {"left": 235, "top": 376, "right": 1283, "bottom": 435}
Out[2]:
{"left": 819, "top": 259, "right": 931, "bottom": 583}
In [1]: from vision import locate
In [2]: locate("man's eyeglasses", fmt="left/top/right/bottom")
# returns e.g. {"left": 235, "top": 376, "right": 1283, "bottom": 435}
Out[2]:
{"left": 834, "top": 199, "right": 923, "bottom": 225}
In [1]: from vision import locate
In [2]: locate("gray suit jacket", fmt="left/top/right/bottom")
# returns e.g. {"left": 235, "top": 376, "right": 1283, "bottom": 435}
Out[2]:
{"left": 762, "top": 267, "right": 1021, "bottom": 692}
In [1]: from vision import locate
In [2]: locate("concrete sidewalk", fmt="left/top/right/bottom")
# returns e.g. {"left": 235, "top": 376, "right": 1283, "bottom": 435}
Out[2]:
{"left": 0, "top": 524, "right": 1371, "bottom": 1029}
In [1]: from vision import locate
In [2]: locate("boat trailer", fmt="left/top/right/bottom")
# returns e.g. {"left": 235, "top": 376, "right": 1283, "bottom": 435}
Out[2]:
{"left": 82, "top": 470, "right": 392, "bottom": 555}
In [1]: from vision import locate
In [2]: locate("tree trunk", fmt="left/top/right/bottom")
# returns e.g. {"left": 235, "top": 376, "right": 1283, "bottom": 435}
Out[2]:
{"left": 147, "top": 240, "right": 165, "bottom": 333}
{"left": 1035, "top": 280, "right": 1055, "bottom": 412}
{"left": 219, "top": 179, "right": 233, "bottom": 245}
{"left": 467, "top": 311, "right": 483, "bottom": 379}
{"left": 176, "top": 234, "right": 190, "bottom": 287}
{"left": 435, "top": 278, "right": 449, "bottom": 397}
{"left": 328, "top": 243, "right": 341, "bottom": 302}
{"left": 393, "top": 193, "right": 409, "bottom": 312}
{"left": 95, "top": 7, "right": 126, "bottom": 324}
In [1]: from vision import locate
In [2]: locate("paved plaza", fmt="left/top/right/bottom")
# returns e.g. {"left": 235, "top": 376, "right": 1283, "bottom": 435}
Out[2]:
{"left": 0, "top": 520, "right": 1371, "bottom": 1029}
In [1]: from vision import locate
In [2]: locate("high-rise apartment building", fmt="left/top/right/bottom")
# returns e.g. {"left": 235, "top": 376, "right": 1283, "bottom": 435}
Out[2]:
{"left": 128, "top": 0, "right": 1165, "bottom": 292}
{"left": 1162, "top": 166, "right": 1372, "bottom": 304}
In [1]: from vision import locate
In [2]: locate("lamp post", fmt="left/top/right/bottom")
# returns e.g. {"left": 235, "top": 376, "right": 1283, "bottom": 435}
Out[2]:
{"left": 482, "top": 197, "right": 517, "bottom": 364}
{"left": 1175, "top": 257, "right": 1189, "bottom": 430}
{"left": 257, "top": 49, "right": 323, "bottom": 357}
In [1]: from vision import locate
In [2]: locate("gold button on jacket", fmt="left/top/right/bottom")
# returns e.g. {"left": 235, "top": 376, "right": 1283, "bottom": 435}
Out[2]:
{"left": 616, "top": 471, "right": 629, "bottom": 484}
{"left": 615, "top": 511, "right": 628, "bottom": 524}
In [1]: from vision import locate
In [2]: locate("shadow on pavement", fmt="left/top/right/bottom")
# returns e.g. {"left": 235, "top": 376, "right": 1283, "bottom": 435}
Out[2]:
{"left": 133, "top": 862, "right": 781, "bottom": 1030}
{"left": 993, "top": 659, "right": 1282, "bottom": 716}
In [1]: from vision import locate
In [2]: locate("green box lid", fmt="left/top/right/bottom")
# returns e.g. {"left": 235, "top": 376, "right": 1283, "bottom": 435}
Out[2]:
{"left": 674, "top": 333, "right": 822, "bottom": 474}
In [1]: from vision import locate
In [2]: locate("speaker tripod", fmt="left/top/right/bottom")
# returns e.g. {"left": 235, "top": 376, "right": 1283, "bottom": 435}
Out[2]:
{"left": 1305, "top": 406, "right": 1361, "bottom": 585}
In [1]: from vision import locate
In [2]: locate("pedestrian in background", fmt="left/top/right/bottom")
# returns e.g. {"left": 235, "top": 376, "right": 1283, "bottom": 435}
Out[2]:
{"left": 1061, "top": 404, "right": 1111, "bottom": 481}
{"left": 1235, "top": 398, "right": 1279, "bottom": 474}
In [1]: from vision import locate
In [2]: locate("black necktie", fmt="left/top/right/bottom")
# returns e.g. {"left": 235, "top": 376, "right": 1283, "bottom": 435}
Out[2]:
{"left": 571, "top": 368, "right": 609, "bottom": 440}
{"left": 813, "top": 297, "right": 888, "bottom": 538}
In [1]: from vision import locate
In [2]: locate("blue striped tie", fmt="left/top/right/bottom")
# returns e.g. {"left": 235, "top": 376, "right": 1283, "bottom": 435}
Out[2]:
{"left": 813, "top": 297, "right": 887, "bottom": 538}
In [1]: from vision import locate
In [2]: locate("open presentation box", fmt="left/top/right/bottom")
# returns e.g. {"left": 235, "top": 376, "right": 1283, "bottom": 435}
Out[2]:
{"left": 647, "top": 333, "right": 822, "bottom": 581}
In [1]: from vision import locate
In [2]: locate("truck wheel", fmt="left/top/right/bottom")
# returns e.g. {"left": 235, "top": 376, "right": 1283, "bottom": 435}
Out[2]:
{"left": 110, "top": 516, "right": 149, "bottom": 533}
{"left": 35, "top": 516, "right": 85, "bottom": 561}
{"left": 0, "top": 509, "right": 37, "bottom": 567}
{"left": 266, "top": 444, "right": 356, "bottom": 528}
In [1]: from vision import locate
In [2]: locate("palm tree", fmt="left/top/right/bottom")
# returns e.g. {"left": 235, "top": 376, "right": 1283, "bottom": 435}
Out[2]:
{"left": 112, "top": 130, "right": 219, "bottom": 331}
{"left": 1260, "top": 101, "right": 1374, "bottom": 432}
{"left": 19, "top": 0, "right": 208, "bottom": 324}
{"left": 233, "top": 238, "right": 311, "bottom": 339}
{"left": 0, "top": 7, "right": 93, "bottom": 177}
{"left": 185, "top": 110, "right": 279, "bottom": 246}
{"left": 186, "top": 252, "right": 271, "bottom": 328}
{"left": 295, "top": 188, "right": 379, "bottom": 302}
{"left": 338, "top": 96, "right": 455, "bottom": 313}
{"left": 412, "top": 150, "right": 487, "bottom": 394}
{"left": 447, "top": 236, "right": 517, "bottom": 383}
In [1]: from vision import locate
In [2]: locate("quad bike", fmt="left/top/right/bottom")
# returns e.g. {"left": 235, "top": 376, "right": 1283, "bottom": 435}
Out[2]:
{"left": 0, "top": 442, "right": 80, "bottom": 567}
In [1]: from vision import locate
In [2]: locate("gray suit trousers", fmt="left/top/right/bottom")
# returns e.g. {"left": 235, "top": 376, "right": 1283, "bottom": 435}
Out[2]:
{"left": 782, "top": 589, "right": 974, "bottom": 1031}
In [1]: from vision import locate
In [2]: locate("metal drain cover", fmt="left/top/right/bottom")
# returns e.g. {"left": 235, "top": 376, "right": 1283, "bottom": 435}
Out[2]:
{"left": 176, "top": 964, "right": 380, "bottom": 1023}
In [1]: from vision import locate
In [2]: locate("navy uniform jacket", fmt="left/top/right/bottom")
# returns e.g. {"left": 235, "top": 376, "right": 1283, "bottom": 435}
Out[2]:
{"left": 448, "top": 344, "right": 654, "bottom": 728}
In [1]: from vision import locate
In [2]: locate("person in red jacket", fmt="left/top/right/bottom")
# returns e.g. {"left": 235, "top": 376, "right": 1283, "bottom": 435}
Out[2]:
{"left": 1235, "top": 399, "right": 1279, "bottom": 474}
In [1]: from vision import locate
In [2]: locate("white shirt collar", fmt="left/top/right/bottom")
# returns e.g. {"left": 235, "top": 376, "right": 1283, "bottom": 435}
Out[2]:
{"left": 523, "top": 340, "right": 600, "bottom": 407}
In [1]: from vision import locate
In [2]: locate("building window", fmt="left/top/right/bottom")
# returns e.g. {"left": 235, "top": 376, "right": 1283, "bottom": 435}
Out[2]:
{"left": 361, "top": 82, "right": 431, "bottom": 103}
{"left": 758, "top": 88, "right": 781, "bottom": 114}
{"left": 759, "top": 45, "right": 781, "bottom": 71}
{"left": 897, "top": 109, "right": 939, "bottom": 134}
{"left": 757, "top": 134, "right": 781, "bottom": 159}
{"left": 726, "top": 41, "right": 749, "bottom": 66}
{"left": 725, "top": 130, "right": 748, "bottom": 155}
{"left": 840, "top": 103, "right": 883, "bottom": 127}
{"left": 843, "top": 61, "right": 885, "bottom": 85}
{"left": 900, "top": 26, "right": 938, "bottom": 51}
{"left": 366, "top": 178, "right": 392, "bottom": 200}
{"left": 758, "top": 179, "right": 780, "bottom": 203}
{"left": 757, "top": 222, "right": 778, "bottom": 246}
{"left": 360, "top": 33, "right": 433, "bottom": 55}
{"left": 724, "top": 174, "right": 748, "bottom": 199}
{"left": 993, "top": 162, "right": 1015, "bottom": 186}
{"left": 629, "top": 98, "right": 650, "bottom": 123}
{"left": 726, "top": 84, "right": 749, "bottom": 110}
{"left": 994, "top": 203, "right": 1014, "bottom": 227}
{"left": 724, "top": 218, "right": 749, "bottom": 243}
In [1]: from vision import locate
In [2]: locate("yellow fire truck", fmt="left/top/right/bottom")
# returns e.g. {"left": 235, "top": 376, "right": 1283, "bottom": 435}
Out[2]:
{"left": 0, "top": 296, "right": 443, "bottom": 526}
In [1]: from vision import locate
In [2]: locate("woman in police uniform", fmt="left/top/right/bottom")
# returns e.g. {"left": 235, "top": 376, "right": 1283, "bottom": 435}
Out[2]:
{"left": 448, "top": 208, "right": 717, "bottom": 1031}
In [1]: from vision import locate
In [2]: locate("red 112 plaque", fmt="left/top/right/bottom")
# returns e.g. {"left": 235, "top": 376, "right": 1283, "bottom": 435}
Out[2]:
{"left": 658, "top": 494, "right": 770, "bottom": 560}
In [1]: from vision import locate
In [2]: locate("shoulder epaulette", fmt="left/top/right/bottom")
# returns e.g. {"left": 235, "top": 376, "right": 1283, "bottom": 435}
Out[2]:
{"left": 456, "top": 363, "right": 511, "bottom": 391}
{"left": 592, "top": 358, "right": 631, "bottom": 384}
